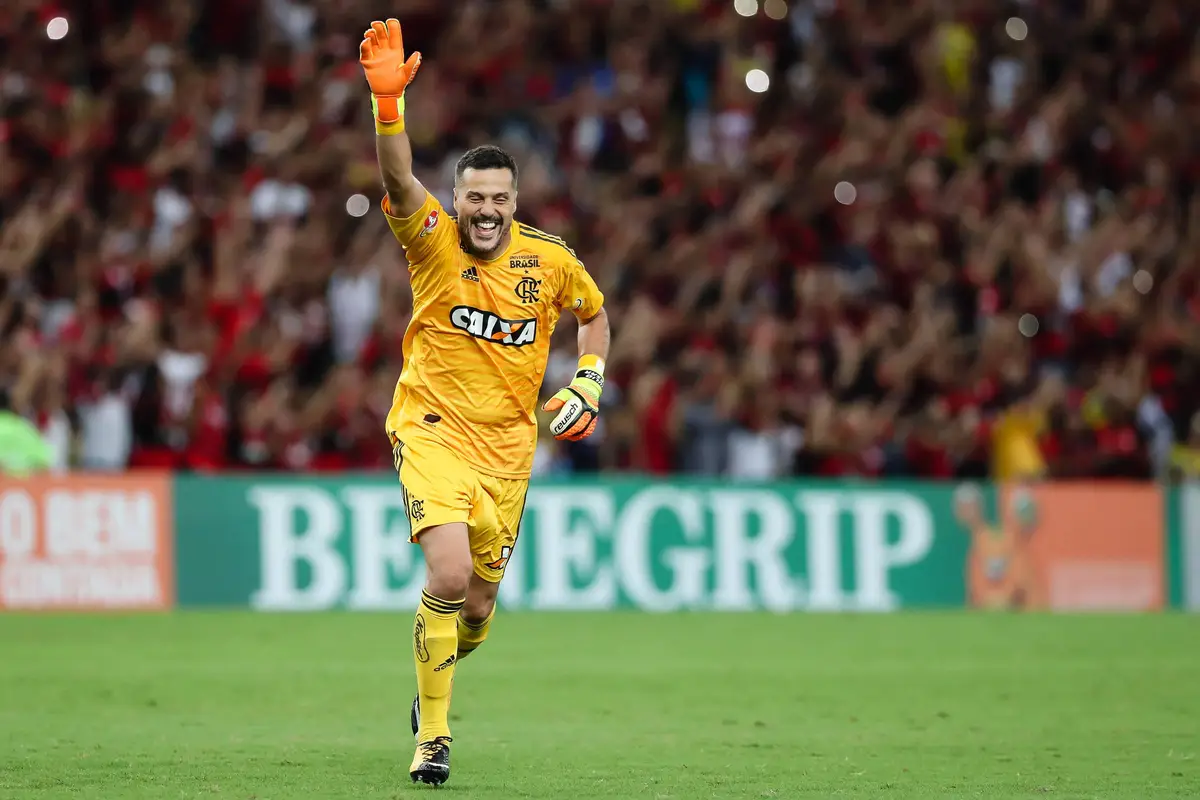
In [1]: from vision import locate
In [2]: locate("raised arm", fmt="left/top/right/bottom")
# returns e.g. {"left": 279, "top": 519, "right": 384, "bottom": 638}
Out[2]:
{"left": 360, "top": 19, "right": 426, "bottom": 218}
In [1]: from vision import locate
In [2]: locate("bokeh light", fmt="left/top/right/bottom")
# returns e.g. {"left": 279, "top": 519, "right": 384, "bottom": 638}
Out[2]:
{"left": 733, "top": 0, "right": 759, "bottom": 18}
{"left": 745, "top": 69, "right": 770, "bottom": 93}
{"left": 46, "top": 16, "right": 69, "bottom": 41}
{"left": 1006, "top": 18, "right": 1028, "bottom": 41}
{"left": 1133, "top": 270, "right": 1153, "bottom": 294}
{"left": 345, "top": 194, "right": 370, "bottom": 218}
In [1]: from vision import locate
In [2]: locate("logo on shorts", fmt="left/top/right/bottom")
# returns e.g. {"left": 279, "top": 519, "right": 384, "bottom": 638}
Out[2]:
{"left": 414, "top": 613, "right": 430, "bottom": 662}
{"left": 419, "top": 209, "right": 439, "bottom": 238}
{"left": 450, "top": 305, "right": 537, "bottom": 347}
{"left": 485, "top": 545, "right": 513, "bottom": 571}
{"left": 515, "top": 277, "right": 541, "bottom": 304}
{"left": 409, "top": 497, "right": 425, "bottom": 522}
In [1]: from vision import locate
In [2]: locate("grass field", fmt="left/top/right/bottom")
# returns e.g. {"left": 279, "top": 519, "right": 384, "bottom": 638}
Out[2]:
{"left": 1, "top": 612, "right": 1197, "bottom": 799}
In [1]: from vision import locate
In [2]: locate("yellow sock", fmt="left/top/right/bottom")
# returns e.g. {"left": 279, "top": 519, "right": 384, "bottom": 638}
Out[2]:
{"left": 414, "top": 589, "right": 464, "bottom": 743}
{"left": 457, "top": 608, "right": 494, "bottom": 661}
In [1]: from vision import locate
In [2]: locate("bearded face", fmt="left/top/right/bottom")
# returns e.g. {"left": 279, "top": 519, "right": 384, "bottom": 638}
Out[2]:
{"left": 453, "top": 167, "right": 516, "bottom": 258}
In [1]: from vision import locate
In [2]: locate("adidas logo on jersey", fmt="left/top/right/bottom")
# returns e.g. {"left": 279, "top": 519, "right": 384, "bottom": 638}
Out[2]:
{"left": 461, "top": 266, "right": 479, "bottom": 282}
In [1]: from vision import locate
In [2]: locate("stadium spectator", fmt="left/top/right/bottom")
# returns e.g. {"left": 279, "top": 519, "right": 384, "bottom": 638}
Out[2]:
{"left": 77, "top": 369, "right": 135, "bottom": 470}
{"left": 2, "top": 0, "right": 1199, "bottom": 480}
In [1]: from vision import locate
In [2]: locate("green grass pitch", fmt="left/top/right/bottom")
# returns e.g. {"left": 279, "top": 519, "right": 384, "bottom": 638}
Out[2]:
{"left": 1, "top": 612, "right": 1197, "bottom": 799}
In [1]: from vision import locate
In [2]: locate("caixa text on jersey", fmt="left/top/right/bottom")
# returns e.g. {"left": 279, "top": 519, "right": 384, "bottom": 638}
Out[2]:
{"left": 450, "top": 305, "right": 538, "bottom": 347}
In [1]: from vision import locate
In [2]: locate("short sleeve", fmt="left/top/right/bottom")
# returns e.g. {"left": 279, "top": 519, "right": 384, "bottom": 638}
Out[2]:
{"left": 382, "top": 191, "right": 456, "bottom": 264}
{"left": 557, "top": 257, "right": 605, "bottom": 319}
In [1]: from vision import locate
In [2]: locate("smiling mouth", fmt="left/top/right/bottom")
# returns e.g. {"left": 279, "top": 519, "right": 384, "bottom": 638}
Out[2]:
{"left": 472, "top": 219, "right": 500, "bottom": 238}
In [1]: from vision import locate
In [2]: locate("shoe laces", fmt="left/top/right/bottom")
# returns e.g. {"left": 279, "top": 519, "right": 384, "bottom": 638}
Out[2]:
{"left": 419, "top": 737, "right": 450, "bottom": 757}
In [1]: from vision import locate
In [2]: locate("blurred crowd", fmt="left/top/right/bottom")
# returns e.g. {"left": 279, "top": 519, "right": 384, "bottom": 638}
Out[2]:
{"left": 4, "top": 0, "right": 1200, "bottom": 480}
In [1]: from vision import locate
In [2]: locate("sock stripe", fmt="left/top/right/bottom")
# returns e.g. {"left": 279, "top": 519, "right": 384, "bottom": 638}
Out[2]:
{"left": 422, "top": 596, "right": 463, "bottom": 614}
{"left": 421, "top": 590, "right": 465, "bottom": 616}
{"left": 457, "top": 613, "right": 491, "bottom": 632}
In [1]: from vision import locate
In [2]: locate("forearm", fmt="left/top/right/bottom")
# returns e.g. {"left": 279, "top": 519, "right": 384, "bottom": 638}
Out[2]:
{"left": 577, "top": 307, "right": 611, "bottom": 362}
{"left": 376, "top": 130, "right": 424, "bottom": 217}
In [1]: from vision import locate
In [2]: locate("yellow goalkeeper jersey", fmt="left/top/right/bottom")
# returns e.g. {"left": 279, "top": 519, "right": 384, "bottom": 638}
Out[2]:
{"left": 382, "top": 191, "right": 604, "bottom": 479}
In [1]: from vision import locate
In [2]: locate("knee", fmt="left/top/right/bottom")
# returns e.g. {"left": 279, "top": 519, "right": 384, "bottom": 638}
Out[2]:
{"left": 425, "top": 560, "right": 472, "bottom": 601}
{"left": 419, "top": 523, "right": 473, "bottom": 600}
{"left": 461, "top": 593, "right": 496, "bottom": 625}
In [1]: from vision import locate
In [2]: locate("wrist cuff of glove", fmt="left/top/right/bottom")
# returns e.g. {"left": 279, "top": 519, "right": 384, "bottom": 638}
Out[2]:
{"left": 575, "top": 355, "right": 605, "bottom": 389}
{"left": 371, "top": 94, "right": 406, "bottom": 135}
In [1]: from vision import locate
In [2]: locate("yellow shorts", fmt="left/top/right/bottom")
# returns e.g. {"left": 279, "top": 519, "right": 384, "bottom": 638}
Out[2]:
{"left": 389, "top": 430, "right": 528, "bottom": 583}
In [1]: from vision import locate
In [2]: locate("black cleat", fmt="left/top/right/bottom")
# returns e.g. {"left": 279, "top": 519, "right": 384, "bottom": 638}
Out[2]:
{"left": 409, "top": 737, "right": 451, "bottom": 785}
{"left": 410, "top": 694, "right": 420, "bottom": 740}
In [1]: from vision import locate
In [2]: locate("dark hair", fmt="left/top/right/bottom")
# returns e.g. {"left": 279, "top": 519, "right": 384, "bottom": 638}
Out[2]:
{"left": 455, "top": 145, "right": 518, "bottom": 189}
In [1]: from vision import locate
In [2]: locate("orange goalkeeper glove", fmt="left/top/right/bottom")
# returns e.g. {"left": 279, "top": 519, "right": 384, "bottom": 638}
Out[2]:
{"left": 542, "top": 356, "right": 604, "bottom": 441}
{"left": 359, "top": 18, "right": 422, "bottom": 134}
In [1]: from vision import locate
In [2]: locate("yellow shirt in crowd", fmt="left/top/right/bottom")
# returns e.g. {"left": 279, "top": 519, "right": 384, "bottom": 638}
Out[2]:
{"left": 991, "top": 408, "right": 1047, "bottom": 481}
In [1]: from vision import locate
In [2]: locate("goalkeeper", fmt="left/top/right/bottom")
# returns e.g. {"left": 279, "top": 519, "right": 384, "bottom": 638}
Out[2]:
{"left": 359, "top": 18, "right": 611, "bottom": 786}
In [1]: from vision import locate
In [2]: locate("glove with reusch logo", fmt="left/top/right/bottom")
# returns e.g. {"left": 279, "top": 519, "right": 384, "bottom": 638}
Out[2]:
{"left": 543, "top": 356, "right": 604, "bottom": 441}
